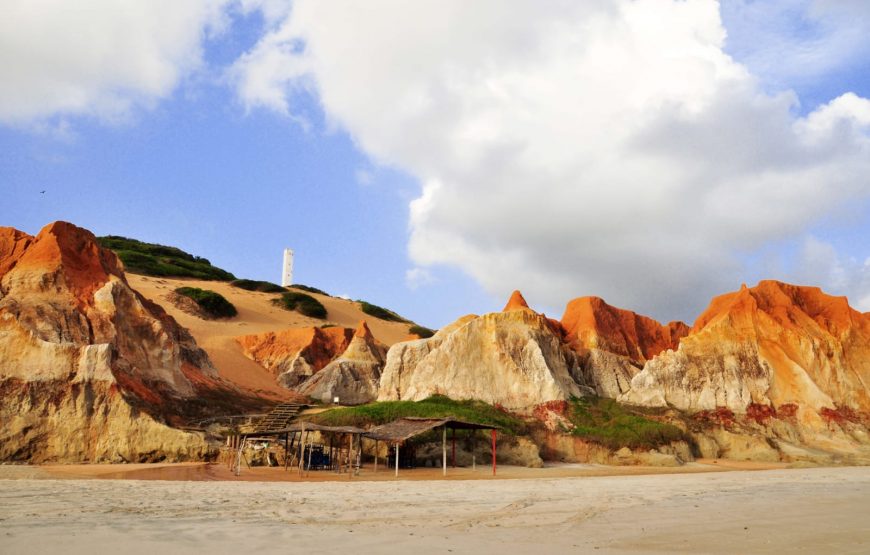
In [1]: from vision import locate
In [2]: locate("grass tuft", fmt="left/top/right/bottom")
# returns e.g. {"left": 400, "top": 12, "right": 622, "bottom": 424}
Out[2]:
{"left": 230, "top": 279, "right": 286, "bottom": 293}
{"left": 310, "top": 395, "right": 525, "bottom": 435}
{"left": 175, "top": 287, "right": 237, "bottom": 318}
{"left": 290, "top": 284, "right": 329, "bottom": 296}
{"left": 359, "top": 301, "right": 408, "bottom": 322}
{"left": 272, "top": 291, "right": 327, "bottom": 319}
{"left": 408, "top": 324, "right": 435, "bottom": 338}
{"left": 568, "top": 397, "right": 686, "bottom": 450}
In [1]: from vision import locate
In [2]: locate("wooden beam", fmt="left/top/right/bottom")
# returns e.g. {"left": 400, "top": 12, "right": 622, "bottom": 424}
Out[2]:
{"left": 395, "top": 443, "right": 399, "bottom": 478}
{"left": 491, "top": 429, "right": 497, "bottom": 476}
{"left": 442, "top": 426, "right": 447, "bottom": 477}
{"left": 374, "top": 440, "right": 378, "bottom": 473}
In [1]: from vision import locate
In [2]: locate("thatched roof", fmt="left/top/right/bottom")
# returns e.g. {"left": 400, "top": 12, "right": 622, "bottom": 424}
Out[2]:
{"left": 364, "top": 417, "right": 498, "bottom": 443}
{"left": 243, "top": 421, "right": 367, "bottom": 437}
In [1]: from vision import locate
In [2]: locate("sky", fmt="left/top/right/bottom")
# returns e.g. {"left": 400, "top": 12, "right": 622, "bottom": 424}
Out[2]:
{"left": 2, "top": 0, "right": 870, "bottom": 329}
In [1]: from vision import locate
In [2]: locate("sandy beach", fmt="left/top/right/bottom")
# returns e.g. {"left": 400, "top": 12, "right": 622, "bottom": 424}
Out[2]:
{"left": 2, "top": 465, "right": 868, "bottom": 554}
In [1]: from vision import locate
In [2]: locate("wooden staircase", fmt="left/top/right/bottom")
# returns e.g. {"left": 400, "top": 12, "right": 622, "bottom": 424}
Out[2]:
{"left": 254, "top": 402, "right": 307, "bottom": 432}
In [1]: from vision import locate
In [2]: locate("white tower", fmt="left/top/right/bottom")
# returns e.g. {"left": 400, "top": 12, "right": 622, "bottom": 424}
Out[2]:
{"left": 281, "top": 248, "right": 294, "bottom": 287}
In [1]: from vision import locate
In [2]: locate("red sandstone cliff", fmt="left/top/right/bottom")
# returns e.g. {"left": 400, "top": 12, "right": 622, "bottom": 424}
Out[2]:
{"left": 237, "top": 326, "right": 354, "bottom": 388}
{"left": 0, "top": 222, "right": 233, "bottom": 462}
{"left": 623, "top": 281, "right": 870, "bottom": 426}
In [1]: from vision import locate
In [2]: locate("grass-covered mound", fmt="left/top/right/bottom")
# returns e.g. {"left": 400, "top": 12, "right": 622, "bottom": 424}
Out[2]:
{"left": 98, "top": 236, "right": 235, "bottom": 281}
{"left": 175, "top": 287, "right": 238, "bottom": 318}
{"left": 230, "top": 279, "right": 286, "bottom": 293}
{"left": 290, "top": 284, "right": 329, "bottom": 296}
{"left": 310, "top": 395, "right": 525, "bottom": 435}
{"left": 273, "top": 291, "right": 327, "bottom": 319}
{"left": 408, "top": 324, "right": 435, "bottom": 338}
{"left": 359, "top": 301, "right": 408, "bottom": 322}
{"left": 568, "top": 397, "right": 685, "bottom": 450}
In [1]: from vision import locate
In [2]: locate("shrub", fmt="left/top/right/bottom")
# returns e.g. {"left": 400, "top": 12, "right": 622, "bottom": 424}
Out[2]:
{"left": 230, "top": 279, "right": 286, "bottom": 293}
{"left": 273, "top": 291, "right": 327, "bottom": 319}
{"left": 359, "top": 301, "right": 408, "bottom": 322}
{"left": 98, "top": 236, "right": 235, "bottom": 281}
{"left": 310, "top": 395, "right": 525, "bottom": 435}
{"left": 290, "top": 284, "right": 329, "bottom": 296}
{"left": 568, "top": 397, "right": 686, "bottom": 450}
{"left": 408, "top": 324, "right": 435, "bottom": 338}
{"left": 175, "top": 287, "right": 237, "bottom": 318}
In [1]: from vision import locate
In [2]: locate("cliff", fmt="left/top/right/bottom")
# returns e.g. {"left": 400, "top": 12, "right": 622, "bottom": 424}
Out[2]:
{"left": 378, "top": 294, "right": 584, "bottom": 409}
{"left": 622, "top": 281, "right": 870, "bottom": 429}
{"left": 561, "top": 296, "right": 688, "bottom": 397}
{"left": 297, "top": 321, "right": 387, "bottom": 404}
{"left": 0, "top": 222, "right": 227, "bottom": 462}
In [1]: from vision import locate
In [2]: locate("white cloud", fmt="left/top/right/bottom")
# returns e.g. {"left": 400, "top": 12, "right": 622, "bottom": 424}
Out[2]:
{"left": 795, "top": 236, "right": 870, "bottom": 312}
{"left": 0, "top": 0, "right": 229, "bottom": 125}
{"left": 405, "top": 267, "right": 435, "bottom": 290}
{"left": 231, "top": 0, "right": 870, "bottom": 322}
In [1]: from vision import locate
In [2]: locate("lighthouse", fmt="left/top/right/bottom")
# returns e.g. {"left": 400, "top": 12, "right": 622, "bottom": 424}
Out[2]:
{"left": 281, "top": 248, "right": 294, "bottom": 287}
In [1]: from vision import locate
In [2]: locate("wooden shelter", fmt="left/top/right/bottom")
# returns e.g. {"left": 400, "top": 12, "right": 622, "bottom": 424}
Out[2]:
{"left": 228, "top": 421, "right": 367, "bottom": 477}
{"left": 364, "top": 417, "right": 499, "bottom": 477}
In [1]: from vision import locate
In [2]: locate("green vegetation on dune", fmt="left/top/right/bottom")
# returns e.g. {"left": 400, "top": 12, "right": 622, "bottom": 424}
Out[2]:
{"left": 273, "top": 291, "right": 328, "bottom": 319}
{"left": 230, "top": 279, "right": 286, "bottom": 293}
{"left": 310, "top": 395, "right": 525, "bottom": 435}
{"left": 290, "top": 284, "right": 329, "bottom": 296}
{"left": 568, "top": 397, "right": 686, "bottom": 450}
{"left": 175, "top": 287, "right": 238, "bottom": 318}
{"left": 98, "top": 236, "right": 235, "bottom": 281}
{"left": 408, "top": 324, "right": 435, "bottom": 338}
{"left": 359, "top": 300, "right": 408, "bottom": 322}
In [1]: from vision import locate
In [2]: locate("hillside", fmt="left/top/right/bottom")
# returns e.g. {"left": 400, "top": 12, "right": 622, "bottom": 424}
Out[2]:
{"left": 98, "top": 236, "right": 236, "bottom": 281}
{"left": 127, "top": 275, "right": 415, "bottom": 401}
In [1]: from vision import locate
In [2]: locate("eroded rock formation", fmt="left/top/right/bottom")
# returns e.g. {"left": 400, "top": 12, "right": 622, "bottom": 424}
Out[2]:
{"left": 621, "top": 281, "right": 870, "bottom": 430}
{"left": 378, "top": 294, "right": 584, "bottom": 409}
{"left": 297, "top": 321, "right": 387, "bottom": 404}
{"left": 0, "top": 222, "right": 221, "bottom": 462}
{"left": 237, "top": 326, "right": 354, "bottom": 388}
{"left": 561, "top": 296, "right": 688, "bottom": 397}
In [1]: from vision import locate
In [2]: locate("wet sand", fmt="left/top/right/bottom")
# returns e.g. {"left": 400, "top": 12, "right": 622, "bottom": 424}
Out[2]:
{"left": 28, "top": 458, "right": 790, "bottom": 482}
{"left": 1, "top": 465, "right": 868, "bottom": 554}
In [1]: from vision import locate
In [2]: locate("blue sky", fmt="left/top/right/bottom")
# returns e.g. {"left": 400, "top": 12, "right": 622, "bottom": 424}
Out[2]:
{"left": 2, "top": 1, "right": 870, "bottom": 328}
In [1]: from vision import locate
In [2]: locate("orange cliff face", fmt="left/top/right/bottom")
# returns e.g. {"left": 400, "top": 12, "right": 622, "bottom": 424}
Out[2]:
{"left": 237, "top": 326, "right": 355, "bottom": 388}
{"left": 560, "top": 296, "right": 687, "bottom": 364}
{"left": 1, "top": 222, "right": 125, "bottom": 307}
{"left": 0, "top": 222, "right": 224, "bottom": 463}
{"left": 622, "top": 280, "right": 870, "bottom": 423}
{"left": 502, "top": 290, "right": 531, "bottom": 311}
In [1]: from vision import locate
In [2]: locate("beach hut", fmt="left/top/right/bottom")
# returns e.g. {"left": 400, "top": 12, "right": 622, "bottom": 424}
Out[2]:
{"left": 228, "top": 421, "right": 367, "bottom": 477}
{"left": 364, "top": 417, "right": 499, "bottom": 477}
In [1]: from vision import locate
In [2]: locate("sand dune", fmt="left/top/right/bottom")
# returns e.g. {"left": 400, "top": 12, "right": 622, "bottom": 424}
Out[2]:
{"left": 1, "top": 466, "right": 868, "bottom": 554}
{"left": 128, "top": 275, "right": 412, "bottom": 399}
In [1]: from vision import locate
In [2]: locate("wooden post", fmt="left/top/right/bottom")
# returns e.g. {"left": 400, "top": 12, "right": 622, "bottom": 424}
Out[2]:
{"left": 472, "top": 430, "right": 477, "bottom": 471}
{"left": 395, "top": 443, "right": 399, "bottom": 478}
{"left": 348, "top": 434, "right": 353, "bottom": 480}
{"left": 442, "top": 426, "right": 447, "bottom": 476}
{"left": 491, "top": 429, "right": 497, "bottom": 476}
{"left": 306, "top": 432, "right": 313, "bottom": 477}
{"left": 374, "top": 440, "right": 378, "bottom": 473}
{"left": 452, "top": 427, "right": 456, "bottom": 468}
{"left": 284, "top": 432, "right": 290, "bottom": 471}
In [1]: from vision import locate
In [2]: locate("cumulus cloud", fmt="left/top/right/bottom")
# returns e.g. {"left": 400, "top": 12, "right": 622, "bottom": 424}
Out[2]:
{"left": 0, "top": 0, "right": 229, "bottom": 125}
{"left": 231, "top": 0, "right": 870, "bottom": 322}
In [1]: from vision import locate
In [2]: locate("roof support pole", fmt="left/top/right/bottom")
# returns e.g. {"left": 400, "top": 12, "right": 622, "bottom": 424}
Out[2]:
{"left": 284, "top": 432, "right": 289, "bottom": 471}
{"left": 442, "top": 426, "right": 447, "bottom": 476}
{"left": 452, "top": 427, "right": 456, "bottom": 468}
{"left": 491, "top": 429, "right": 497, "bottom": 476}
{"left": 374, "top": 440, "right": 378, "bottom": 473}
{"left": 395, "top": 443, "right": 399, "bottom": 478}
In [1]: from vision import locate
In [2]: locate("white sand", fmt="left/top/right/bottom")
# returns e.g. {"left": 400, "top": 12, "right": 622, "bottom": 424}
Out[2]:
{"left": 2, "top": 466, "right": 869, "bottom": 554}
